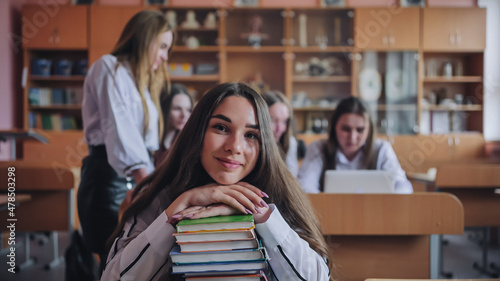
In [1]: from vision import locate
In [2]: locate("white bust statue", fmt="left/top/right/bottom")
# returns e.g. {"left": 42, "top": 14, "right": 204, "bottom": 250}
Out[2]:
{"left": 165, "top": 10, "right": 177, "bottom": 29}
{"left": 204, "top": 12, "right": 217, "bottom": 29}
{"left": 181, "top": 10, "right": 200, "bottom": 29}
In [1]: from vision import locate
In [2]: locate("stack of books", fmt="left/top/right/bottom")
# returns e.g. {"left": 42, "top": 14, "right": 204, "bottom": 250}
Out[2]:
{"left": 170, "top": 214, "right": 268, "bottom": 280}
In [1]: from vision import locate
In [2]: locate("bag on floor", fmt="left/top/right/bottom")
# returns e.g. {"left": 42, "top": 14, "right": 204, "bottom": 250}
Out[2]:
{"left": 65, "top": 230, "right": 98, "bottom": 281}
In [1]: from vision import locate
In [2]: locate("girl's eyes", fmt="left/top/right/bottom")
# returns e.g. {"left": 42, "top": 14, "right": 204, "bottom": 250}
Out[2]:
{"left": 245, "top": 132, "right": 260, "bottom": 140}
{"left": 357, "top": 128, "right": 365, "bottom": 133}
{"left": 212, "top": 124, "right": 227, "bottom": 132}
{"left": 211, "top": 123, "right": 260, "bottom": 140}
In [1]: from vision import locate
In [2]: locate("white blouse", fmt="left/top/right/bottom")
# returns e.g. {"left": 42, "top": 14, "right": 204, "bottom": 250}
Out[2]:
{"left": 285, "top": 136, "right": 299, "bottom": 177}
{"left": 298, "top": 138, "right": 413, "bottom": 194}
{"left": 82, "top": 55, "right": 159, "bottom": 177}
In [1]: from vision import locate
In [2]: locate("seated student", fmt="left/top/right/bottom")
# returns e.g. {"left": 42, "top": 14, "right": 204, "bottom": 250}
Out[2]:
{"left": 262, "top": 90, "right": 299, "bottom": 177}
{"left": 101, "top": 83, "right": 332, "bottom": 281}
{"left": 154, "top": 83, "right": 193, "bottom": 166}
{"left": 298, "top": 96, "right": 413, "bottom": 194}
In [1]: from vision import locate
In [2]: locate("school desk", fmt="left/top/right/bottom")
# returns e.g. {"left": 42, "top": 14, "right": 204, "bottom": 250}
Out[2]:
{"left": 0, "top": 161, "right": 74, "bottom": 270}
{"left": 308, "top": 193, "right": 464, "bottom": 281}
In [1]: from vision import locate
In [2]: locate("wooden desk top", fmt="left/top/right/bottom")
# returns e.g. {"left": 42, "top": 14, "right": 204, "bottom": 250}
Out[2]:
{"left": 308, "top": 192, "right": 464, "bottom": 235}
{"left": 0, "top": 194, "right": 31, "bottom": 206}
{"left": 408, "top": 164, "right": 500, "bottom": 188}
{"left": 0, "top": 161, "right": 74, "bottom": 191}
{"left": 0, "top": 129, "right": 49, "bottom": 144}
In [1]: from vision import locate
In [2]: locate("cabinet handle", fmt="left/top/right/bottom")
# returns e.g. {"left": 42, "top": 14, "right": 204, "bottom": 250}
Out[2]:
{"left": 382, "top": 36, "right": 388, "bottom": 45}
{"left": 289, "top": 38, "right": 296, "bottom": 46}
{"left": 55, "top": 36, "right": 60, "bottom": 44}
{"left": 49, "top": 36, "right": 53, "bottom": 44}
{"left": 455, "top": 29, "right": 461, "bottom": 46}
{"left": 449, "top": 33, "right": 455, "bottom": 46}
{"left": 389, "top": 36, "right": 395, "bottom": 46}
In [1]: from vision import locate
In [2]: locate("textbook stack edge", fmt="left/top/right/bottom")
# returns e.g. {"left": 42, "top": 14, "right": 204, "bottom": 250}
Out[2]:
{"left": 170, "top": 214, "right": 269, "bottom": 280}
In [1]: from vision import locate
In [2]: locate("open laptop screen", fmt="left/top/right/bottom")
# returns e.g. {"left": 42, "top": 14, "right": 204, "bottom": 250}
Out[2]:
{"left": 323, "top": 170, "right": 396, "bottom": 193}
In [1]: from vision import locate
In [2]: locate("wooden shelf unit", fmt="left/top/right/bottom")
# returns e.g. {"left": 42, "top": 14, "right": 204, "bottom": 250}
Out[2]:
{"left": 20, "top": 4, "right": 486, "bottom": 139}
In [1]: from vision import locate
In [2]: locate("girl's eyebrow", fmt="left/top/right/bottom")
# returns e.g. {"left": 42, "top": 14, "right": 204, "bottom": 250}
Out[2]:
{"left": 211, "top": 114, "right": 259, "bottom": 130}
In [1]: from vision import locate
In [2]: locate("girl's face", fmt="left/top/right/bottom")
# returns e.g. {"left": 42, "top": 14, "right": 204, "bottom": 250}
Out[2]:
{"left": 201, "top": 96, "right": 261, "bottom": 185}
{"left": 335, "top": 113, "right": 369, "bottom": 160}
{"left": 169, "top": 93, "right": 192, "bottom": 131}
{"left": 268, "top": 102, "right": 289, "bottom": 142}
{"left": 150, "top": 31, "right": 173, "bottom": 71}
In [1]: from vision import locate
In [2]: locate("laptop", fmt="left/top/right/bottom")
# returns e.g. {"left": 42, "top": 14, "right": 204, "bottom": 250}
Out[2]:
{"left": 323, "top": 170, "right": 396, "bottom": 194}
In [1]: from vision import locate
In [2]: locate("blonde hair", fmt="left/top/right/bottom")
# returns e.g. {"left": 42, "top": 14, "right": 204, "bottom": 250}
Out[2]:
{"left": 111, "top": 10, "right": 173, "bottom": 140}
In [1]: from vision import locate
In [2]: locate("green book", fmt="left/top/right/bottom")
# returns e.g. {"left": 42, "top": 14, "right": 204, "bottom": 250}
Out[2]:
{"left": 176, "top": 215, "right": 255, "bottom": 233}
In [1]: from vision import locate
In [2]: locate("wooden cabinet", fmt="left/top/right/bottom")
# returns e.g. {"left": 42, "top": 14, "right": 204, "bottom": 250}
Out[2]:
{"left": 355, "top": 8, "right": 420, "bottom": 50}
{"left": 22, "top": 5, "right": 88, "bottom": 49}
{"left": 422, "top": 8, "right": 486, "bottom": 51}
{"left": 19, "top": 4, "right": 486, "bottom": 139}
{"left": 89, "top": 6, "right": 143, "bottom": 64}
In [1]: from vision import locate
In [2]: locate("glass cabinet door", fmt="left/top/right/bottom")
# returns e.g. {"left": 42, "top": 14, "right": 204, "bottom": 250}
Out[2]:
{"left": 357, "top": 51, "right": 419, "bottom": 135}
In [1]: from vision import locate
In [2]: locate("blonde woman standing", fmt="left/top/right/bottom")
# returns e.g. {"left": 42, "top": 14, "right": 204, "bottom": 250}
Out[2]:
{"left": 77, "top": 10, "right": 174, "bottom": 273}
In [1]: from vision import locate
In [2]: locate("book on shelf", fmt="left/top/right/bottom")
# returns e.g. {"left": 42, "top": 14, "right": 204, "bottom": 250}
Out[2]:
{"left": 178, "top": 238, "right": 259, "bottom": 253}
{"left": 51, "top": 88, "right": 65, "bottom": 105}
{"left": 171, "top": 260, "right": 267, "bottom": 274}
{"left": 35, "top": 113, "right": 78, "bottom": 130}
{"left": 51, "top": 114, "right": 63, "bottom": 131}
{"left": 170, "top": 244, "right": 268, "bottom": 264}
{"left": 28, "top": 87, "right": 83, "bottom": 106}
{"left": 176, "top": 214, "right": 255, "bottom": 233}
{"left": 173, "top": 229, "right": 256, "bottom": 243}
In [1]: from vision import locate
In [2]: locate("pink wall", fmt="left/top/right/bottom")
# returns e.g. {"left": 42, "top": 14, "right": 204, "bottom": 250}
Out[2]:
{"left": 0, "top": 0, "right": 24, "bottom": 160}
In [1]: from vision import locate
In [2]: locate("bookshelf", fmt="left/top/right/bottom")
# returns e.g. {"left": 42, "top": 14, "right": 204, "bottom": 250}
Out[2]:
{"left": 20, "top": 3, "right": 486, "bottom": 139}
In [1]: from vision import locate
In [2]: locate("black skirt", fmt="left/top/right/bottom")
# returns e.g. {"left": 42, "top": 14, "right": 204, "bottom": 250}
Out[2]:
{"left": 77, "top": 145, "right": 132, "bottom": 258}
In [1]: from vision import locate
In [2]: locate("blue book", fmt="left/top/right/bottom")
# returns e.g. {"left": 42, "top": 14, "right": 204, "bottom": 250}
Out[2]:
{"left": 28, "top": 88, "right": 40, "bottom": 105}
{"left": 170, "top": 244, "right": 268, "bottom": 265}
{"left": 51, "top": 88, "right": 65, "bottom": 105}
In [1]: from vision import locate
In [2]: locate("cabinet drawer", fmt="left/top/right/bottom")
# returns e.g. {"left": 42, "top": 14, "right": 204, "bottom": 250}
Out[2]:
{"left": 354, "top": 8, "right": 420, "bottom": 50}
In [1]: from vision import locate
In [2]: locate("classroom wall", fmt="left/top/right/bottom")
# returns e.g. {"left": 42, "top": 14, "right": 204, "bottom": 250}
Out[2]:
{"left": 479, "top": 0, "right": 500, "bottom": 141}
{"left": 0, "top": 0, "right": 24, "bottom": 160}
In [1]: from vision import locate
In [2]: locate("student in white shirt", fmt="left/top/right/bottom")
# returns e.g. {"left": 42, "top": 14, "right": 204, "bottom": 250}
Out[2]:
{"left": 298, "top": 96, "right": 413, "bottom": 194}
{"left": 77, "top": 10, "right": 173, "bottom": 273}
{"left": 262, "top": 90, "right": 299, "bottom": 177}
{"left": 154, "top": 83, "right": 193, "bottom": 166}
{"left": 102, "top": 83, "right": 332, "bottom": 281}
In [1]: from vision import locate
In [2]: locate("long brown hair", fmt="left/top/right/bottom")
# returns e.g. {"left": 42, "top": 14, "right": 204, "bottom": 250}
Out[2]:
{"left": 111, "top": 9, "right": 174, "bottom": 140}
{"left": 110, "top": 83, "right": 333, "bottom": 277}
{"left": 321, "top": 96, "right": 376, "bottom": 190}
{"left": 261, "top": 90, "right": 294, "bottom": 158}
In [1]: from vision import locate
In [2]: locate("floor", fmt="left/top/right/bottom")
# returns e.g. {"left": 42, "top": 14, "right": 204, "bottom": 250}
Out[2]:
{"left": 0, "top": 229, "right": 499, "bottom": 281}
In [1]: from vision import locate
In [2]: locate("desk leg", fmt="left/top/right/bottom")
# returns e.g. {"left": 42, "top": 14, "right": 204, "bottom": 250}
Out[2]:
{"left": 16, "top": 232, "right": 36, "bottom": 271}
{"left": 472, "top": 227, "right": 499, "bottom": 278}
{"left": 9, "top": 136, "right": 16, "bottom": 161}
{"left": 44, "top": 232, "right": 64, "bottom": 270}
{"left": 430, "top": 234, "right": 440, "bottom": 278}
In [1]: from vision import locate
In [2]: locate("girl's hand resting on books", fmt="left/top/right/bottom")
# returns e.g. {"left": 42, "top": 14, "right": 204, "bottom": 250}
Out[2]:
{"left": 165, "top": 182, "right": 268, "bottom": 224}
